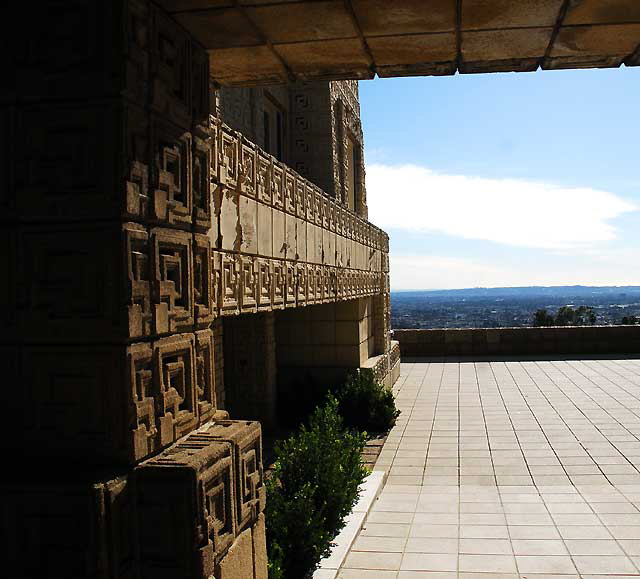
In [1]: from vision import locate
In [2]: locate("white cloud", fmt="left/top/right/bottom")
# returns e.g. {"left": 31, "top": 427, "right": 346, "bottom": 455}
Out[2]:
{"left": 367, "top": 164, "right": 637, "bottom": 249}
{"left": 391, "top": 253, "right": 640, "bottom": 290}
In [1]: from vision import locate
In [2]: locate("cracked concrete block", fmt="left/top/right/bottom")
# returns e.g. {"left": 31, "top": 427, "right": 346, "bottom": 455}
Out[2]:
{"left": 272, "top": 208, "right": 286, "bottom": 259}
{"left": 285, "top": 213, "right": 297, "bottom": 260}
{"left": 306, "top": 221, "right": 316, "bottom": 264}
{"left": 239, "top": 196, "right": 257, "bottom": 254}
{"left": 220, "top": 188, "right": 239, "bottom": 251}
{"left": 323, "top": 229, "right": 336, "bottom": 265}
{"left": 257, "top": 202, "right": 272, "bottom": 257}
{"left": 295, "top": 216, "right": 306, "bottom": 261}
{"left": 314, "top": 223, "right": 323, "bottom": 264}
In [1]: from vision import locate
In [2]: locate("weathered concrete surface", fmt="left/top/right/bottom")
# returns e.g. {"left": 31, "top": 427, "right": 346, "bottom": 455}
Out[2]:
{"left": 157, "top": 1, "right": 640, "bottom": 85}
{"left": 395, "top": 326, "right": 640, "bottom": 358}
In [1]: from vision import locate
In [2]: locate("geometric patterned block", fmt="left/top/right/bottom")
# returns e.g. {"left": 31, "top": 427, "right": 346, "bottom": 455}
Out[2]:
{"left": 296, "top": 262, "right": 308, "bottom": 306}
{"left": 221, "top": 252, "right": 239, "bottom": 316}
{"left": 203, "top": 420, "right": 266, "bottom": 531}
{"left": 305, "top": 181, "right": 315, "bottom": 223}
{"left": 193, "top": 233, "right": 214, "bottom": 327}
{"left": 271, "top": 160, "right": 284, "bottom": 209}
{"left": 257, "top": 259, "right": 272, "bottom": 311}
{"left": 15, "top": 341, "right": 194, "bottom": 464}
{"left": 313, "top": 185, "right": 322, "bottom": 226}
{"left": 150, "top": 6, "right": 191, "bottom": 131}
{"left": 285, "top": 261, "right": 296, "bottom": 308}
{"left": 13, "top": 102, "right": 148, "bottom": 223}
{"left": 151, "top": 227, "right": 193, "bottom": 334}
{"left": 284, "top": 167, "right": 296, "bottom": 214}
{"left": 154, "top": 333, "right": 198, "bottom": 445}
{"left": 256, "top": 150, "right": 271, "bottom": 205}
{"left": 192, "top": 126, "right": 213, "bottom": 232}
{"left": 271, "top": 260, "right": 285, "bottom": 310}
{"left": 128, "top": 341, "right": 158, "bottom": 460}
{"left": 295, "top": 178, "right": 306, "bottom": 219}
{"left": 14, "top": 225, "right": 129, "bottom": 343}
{"left": 124, "top": 222, "right": 152, "bottom": 339}
{"left": 151, "top": 117, "right": 193, "bottom": 227}
{"left": 195, "top": 328, "right": 217, "bottom": 425}
{"left": 307, "top": 263, "right": 317, "bottom": 304}
{"left": 0, "top": 476, "right": 136, "bottom": 579}
{"left": 136, "top": 436, "right": 236, "bottom": 578}
{"left": 240, "top": 255, "right": 257, "bottom": 314}
{"left": 219, "top": 125, "right": 239, "bottom": 190}
{"left": 239, "top": 139, "right": 256, "bottom": 198}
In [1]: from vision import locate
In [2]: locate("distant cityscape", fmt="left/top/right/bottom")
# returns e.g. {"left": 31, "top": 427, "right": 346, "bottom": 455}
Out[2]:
{"left": 391, "top": 286, "right": 640, "bottom": 329}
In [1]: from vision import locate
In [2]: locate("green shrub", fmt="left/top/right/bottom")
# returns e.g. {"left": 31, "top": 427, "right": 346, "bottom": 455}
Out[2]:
{"left": 266, "top": 396, "right": 368, "bottom": 579}
{"left": 336, "top": 371, "right": 400, "bottom": 434}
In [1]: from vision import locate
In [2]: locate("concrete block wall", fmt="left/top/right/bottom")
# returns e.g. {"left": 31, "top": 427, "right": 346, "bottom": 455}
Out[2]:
{"left": 2, "top": 3, "right": 395, "bottom": 577}
{"left": 394, "top": 326, "right": 640, "bottom": 358}
{"left": 276, "top": 298, "right": 374, "bottom": 369}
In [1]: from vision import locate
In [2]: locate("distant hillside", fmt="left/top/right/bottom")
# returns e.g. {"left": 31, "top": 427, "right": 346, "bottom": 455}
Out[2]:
{"left": 392, "top": 286, "right": 640, "bottom": 299}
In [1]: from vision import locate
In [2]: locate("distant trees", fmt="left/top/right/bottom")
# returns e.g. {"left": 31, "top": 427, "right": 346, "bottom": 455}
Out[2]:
{"left": 622, "top": 315, "right": 639, "bottom": 325}
{"left": 533, "top": 309, "right": 555, "bottom": 327}
{"left": 532, "top": 306, "right": 596, "bottom": 327}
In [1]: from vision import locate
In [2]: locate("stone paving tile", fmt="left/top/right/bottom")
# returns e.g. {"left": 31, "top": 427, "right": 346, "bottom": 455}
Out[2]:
{"left": 338, "top": 359, "right": 640, "bottom": 577}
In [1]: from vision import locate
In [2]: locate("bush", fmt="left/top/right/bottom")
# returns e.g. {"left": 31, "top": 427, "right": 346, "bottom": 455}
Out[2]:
{"left": 266, "top": 396, "right": 368, "bottom": 579}
{"left": 336, "top": 371, "right": 400, "bottom": 434}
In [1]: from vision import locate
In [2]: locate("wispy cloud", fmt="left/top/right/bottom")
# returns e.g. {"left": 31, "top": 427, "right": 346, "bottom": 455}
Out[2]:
{"left": 367, "top": 164, "right": 637, "bottom": 250}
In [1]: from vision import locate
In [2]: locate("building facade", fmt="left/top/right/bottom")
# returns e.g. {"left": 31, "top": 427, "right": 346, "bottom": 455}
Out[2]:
{"left": 1, "top": 2, "right": 397, "bottom": 577}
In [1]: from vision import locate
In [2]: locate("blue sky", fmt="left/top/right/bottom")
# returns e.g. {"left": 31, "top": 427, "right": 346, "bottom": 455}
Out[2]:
{"left": 359, "top": 67, "right": 640, "bottom": 290}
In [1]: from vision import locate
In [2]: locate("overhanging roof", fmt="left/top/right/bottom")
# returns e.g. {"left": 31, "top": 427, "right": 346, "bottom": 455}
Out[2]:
{"left": 158, "top": 0, "right": 640, "bottom": 85}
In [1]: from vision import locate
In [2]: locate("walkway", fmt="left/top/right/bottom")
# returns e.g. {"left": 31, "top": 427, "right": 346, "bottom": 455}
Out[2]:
{"left": 339, "top": 358, "right": 640, "bottom": 578}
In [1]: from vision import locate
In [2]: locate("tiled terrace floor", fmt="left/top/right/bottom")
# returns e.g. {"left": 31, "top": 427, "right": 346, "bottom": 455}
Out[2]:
{"left": 339, "top": 358, "right": 640, "bottom": 578}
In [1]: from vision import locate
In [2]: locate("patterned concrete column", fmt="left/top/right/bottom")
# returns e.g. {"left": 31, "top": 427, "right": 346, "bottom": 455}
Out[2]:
{"left": 1, "top": 2, "right": 264, "bottom": 577}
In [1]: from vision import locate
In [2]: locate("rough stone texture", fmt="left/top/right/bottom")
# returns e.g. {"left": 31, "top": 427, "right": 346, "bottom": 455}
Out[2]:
{"left": 1, "top": 476, "right": 136, "bottom": 579}
{"left": 218, "top": 528, "right": 254, "bottom": 579}
{"left": 394, "top": 326, "right": 640, "bottom": 357}
{"left": 3, "top": 2, "right": 395, "bottom": 577}
{"left": 136, "top": 419, "right": 265, "bottom": 578}
{"left": 252, "top": 513, "right": 269, "bottom": 579}
{"left": 137, "top": 437, "right": 237, "bottom": 578}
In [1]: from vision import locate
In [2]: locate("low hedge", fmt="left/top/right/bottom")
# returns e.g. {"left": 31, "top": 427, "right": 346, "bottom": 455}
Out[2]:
{"left": 336, "top": 371, "right": 400, "bottom": 434}
{"left": 266, "top": 396, "right": 368, "bottom": 579}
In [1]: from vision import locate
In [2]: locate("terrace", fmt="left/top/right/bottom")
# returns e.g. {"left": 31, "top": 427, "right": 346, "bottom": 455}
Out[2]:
{"left": 331, "top": 355, "right": 640, "bottom": 578}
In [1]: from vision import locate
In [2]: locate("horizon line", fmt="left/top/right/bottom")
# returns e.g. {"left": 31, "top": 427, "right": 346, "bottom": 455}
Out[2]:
{"left": 391, "top": 284, "right": 640, "bottom": 292}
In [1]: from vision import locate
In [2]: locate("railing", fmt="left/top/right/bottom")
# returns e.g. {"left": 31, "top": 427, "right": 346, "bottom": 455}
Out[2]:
{"left": 394, "top": 326, "right": 640, "bottom": 357}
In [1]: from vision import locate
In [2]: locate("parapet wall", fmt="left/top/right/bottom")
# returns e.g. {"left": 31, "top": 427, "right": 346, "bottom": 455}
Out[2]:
{"left": 394, "top": 326, "right": 640, "bottom": 357}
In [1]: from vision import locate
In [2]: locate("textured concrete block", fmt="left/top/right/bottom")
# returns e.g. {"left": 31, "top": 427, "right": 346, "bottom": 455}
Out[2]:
{"left": 1, "top": 476, "right": 136, "bottom": 579}
{"left": 239, "top": 196, "right": 258, "bottom": 254}
{"left": 204, "top": 420, "right": 266, "bottom": 531}
{"left": 150, "top": 116, "right": 193, "bottom": 227}
{"left": 252, "top": 513, "right": 268, "bottom": 579}
{"left": 219, "top": 188, "right": 239, "bottom": 251}
{"left": 154, "top": 332, "right": 198, "bottom": 444}
{"left": 218, "top": 528, "right": 253, "bottom": 579}
{"left": 272, "top": 208, "right": 286, "bottom": 258}
{"left": 194, "top": 233, "right": 215, "bottom": 327}
{"left": 257, "top": 202, "right": 273, "bottom": 257}
{"left": 151, "top": 227, "right": 194, "bottom": 334}
{"left": 137, "top": 434, "right": 236, "bottom": 579}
